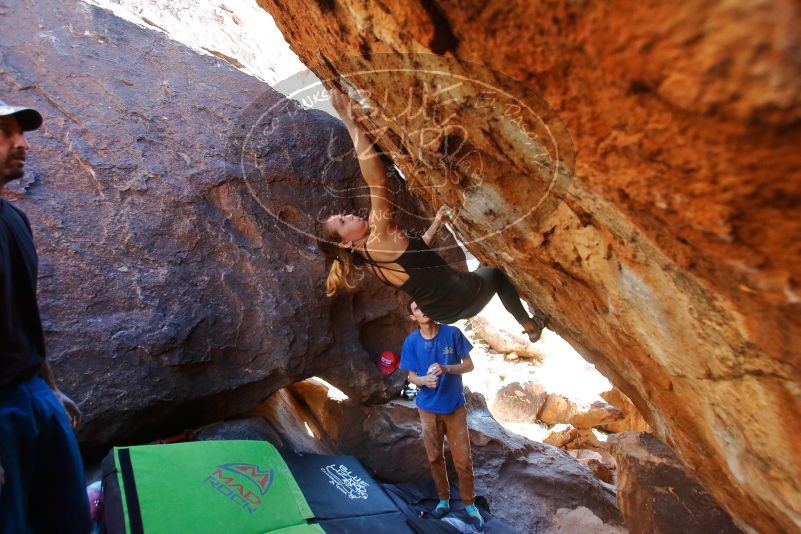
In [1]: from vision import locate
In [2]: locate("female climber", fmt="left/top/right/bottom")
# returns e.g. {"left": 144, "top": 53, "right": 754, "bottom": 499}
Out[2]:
{"left": 316, "top": 89, "right": 549, "bottom": 342}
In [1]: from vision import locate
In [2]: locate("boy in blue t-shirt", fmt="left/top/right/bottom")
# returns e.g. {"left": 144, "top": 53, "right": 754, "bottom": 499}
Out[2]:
{"left": 400, "top": 300, "right": 483, "bottom": 530}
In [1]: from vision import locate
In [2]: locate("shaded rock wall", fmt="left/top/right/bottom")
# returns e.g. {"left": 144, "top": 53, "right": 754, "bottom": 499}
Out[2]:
{"left": 609, "top": 432, "right": 740, "bottom": 534}
{"left": 256, "top": 1, "right": 801, "bottom": 532}
{"left": 0, "top": 0, "right": 453, "bottom": 455}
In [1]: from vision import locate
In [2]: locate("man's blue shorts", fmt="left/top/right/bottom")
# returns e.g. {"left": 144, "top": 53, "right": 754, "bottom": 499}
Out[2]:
{"left": 0, "top": 373, "right": 91, "bottom": 533}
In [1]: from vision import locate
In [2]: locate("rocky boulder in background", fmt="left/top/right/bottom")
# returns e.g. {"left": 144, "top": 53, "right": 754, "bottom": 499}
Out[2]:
{"left": 491, "top": 381, "right": 623, "bottom": 430}
{"left": 490, "top": 381, "right": 547, "bottom": 423}
{"left": 257, "top": 1, "right": 801, "bottom": 530}
{"left": 600, "top": 387, "right": 651, "bottom": 434}
{"left": 567, "top": 449, "right": 613, "bottom": 485}
{"left": 542, "top": 424, "right": 579, "bottom": 449}
{"left": 566, "top": 400, "right": 624, "bottom": 430}
{"left": 467, "top": 316, "right": 544, "bottom": 358}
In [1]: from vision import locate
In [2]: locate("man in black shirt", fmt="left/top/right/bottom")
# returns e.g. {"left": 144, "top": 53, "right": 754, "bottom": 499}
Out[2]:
{"left": 0, "top": 100, "right": 91, "bottom": 533}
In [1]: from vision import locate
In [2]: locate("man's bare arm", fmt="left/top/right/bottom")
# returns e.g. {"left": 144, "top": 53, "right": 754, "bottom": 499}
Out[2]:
{"left": 434, "top": 356, "right": 475, "bottom": 376}
{"left": 422, "top": 206, "right": 451, "bottom": 247}
{"left": 407, "top": 370, "right": 439, "bottom": 389}
{"left": 330, "top": 89, "right": 399, "bottom": 237}
{"left": 40, "top": 359, "right": 58, "bottom": 390}
{"left": 40, "top": 360, "right": 81, "bottom": 428}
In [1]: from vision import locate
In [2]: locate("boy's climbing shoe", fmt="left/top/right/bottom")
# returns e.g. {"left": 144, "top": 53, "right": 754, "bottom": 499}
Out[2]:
{"left": 430, "top": 499, "right": 450, "bottom": 519}
{"left": 465, "top": 504, "right": 485, "bottom": 530}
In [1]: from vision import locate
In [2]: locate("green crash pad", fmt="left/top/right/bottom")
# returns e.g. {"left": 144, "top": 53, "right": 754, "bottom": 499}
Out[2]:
{"left": 107, "top": 440, "right": 316, "bottom": 534}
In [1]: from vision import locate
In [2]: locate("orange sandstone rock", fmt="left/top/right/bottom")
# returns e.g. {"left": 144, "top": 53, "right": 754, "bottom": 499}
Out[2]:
{"left": 257, "top": 1, "right": 801, "bottom": 531}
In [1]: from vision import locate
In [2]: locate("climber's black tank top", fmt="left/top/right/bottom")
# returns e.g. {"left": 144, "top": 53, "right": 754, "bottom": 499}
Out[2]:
{"left": 363, "top": 234, "right": 483, "bottom": 322}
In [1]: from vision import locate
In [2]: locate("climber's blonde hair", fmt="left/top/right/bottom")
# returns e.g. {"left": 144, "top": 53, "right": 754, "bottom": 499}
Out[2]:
{"left": 316, "top": 218, "right": 365, "bottom": 297}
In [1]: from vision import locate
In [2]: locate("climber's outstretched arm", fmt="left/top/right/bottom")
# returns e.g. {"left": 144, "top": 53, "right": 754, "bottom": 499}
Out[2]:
{"left": 330, "top": 88, "right": 398, "bottom": 238}
{"left": 422, "top": 206, "right": 452, "bottom": 246}
{"left": 330, "top": 88, "right": 387, "bottom": 188}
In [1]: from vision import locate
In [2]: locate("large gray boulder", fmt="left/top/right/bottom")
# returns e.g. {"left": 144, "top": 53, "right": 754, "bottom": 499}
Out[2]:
{"left": 0, "top": 0, "right": 451, "bottom": 455}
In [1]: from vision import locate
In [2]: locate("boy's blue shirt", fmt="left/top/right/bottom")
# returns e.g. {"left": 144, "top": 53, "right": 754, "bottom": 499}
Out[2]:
{"left": 400, "top": 323, "right": 473, "bottom": 414}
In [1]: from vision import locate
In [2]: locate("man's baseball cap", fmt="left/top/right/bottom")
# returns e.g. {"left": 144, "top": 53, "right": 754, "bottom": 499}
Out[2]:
{"left": 0, "top": 100, "right": 42, "bottom": 131}
{"left": 377, "top": 350, "right": 400, "bottom": 376}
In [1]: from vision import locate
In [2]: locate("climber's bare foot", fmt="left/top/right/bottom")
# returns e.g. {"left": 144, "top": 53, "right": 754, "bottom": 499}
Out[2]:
{"left": 521, "top": 314, "right": 548, "bottom": 343}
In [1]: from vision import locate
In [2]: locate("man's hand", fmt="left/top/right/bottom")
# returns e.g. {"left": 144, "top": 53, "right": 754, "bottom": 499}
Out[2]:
{"left": 435, "top": 205, "right": 452, "bottom": 223}
{"left": 428, "top": 363, "right": 446, "bottom": 376}
{"left": 40, "top": 361, "right": 81, "bottom": 429}
{"left": 54, "top": 390, "right": 81, "bottom": 429}
{"left": 421, "top": 374, "right": 439, "bottom": 389}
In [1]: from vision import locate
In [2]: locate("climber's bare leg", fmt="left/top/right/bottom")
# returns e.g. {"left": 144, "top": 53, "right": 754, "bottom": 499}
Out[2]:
{"left": 467, "top": 267, "right": 549, "bottom": 343}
